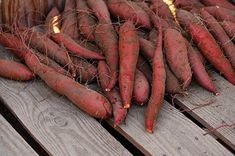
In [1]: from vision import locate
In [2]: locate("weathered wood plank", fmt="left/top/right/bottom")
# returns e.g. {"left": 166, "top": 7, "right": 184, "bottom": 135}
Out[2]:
{"left": 0, "top": 45, "right": 131, "bottom": 156}
{"left": 109, "top": 102, "right": 233, "bottom": 156}
{"left": 0, "top": 114, "right": 38, "bottom": 156}
{"left": 0, "top": 78, "right": 132, "bottom": 156}
{"left": 175, "top": 71, "right": 235, "bottom": 150}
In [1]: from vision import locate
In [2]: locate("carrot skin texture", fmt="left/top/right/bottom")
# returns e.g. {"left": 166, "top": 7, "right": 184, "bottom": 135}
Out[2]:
{"left": 221, "top": 21, "right": 235, "bottom": 42}
{"left": 164, "top": 28, "right": 192, "bottom": 89}
{"left": 0, "top": 59, "right": 34, "bottom": 81}
{"left": 22, "top": 31, "right": 76, "bottom": 76}
{"left": 0, "top": 33, "right": 112, "bottom": 119}
{"left": 87, "top": 0, "right": 111, "bottom": 23}
{"left": 188, "top": 23, "right": 235, "bottom": 85}
{"left": 51, "top": 33, "right": 105, "bottom": 60}
{"left": 174, "top": 0, "right": 204, "bottom": 10}
{"left": 164, "top": 62, "right": 183, "bottom": 94}
{"left": 200, "top": 0, "right": 235, "bottom": 10}
{"left": 151, "top": 0, "right": 174, "bottom": 20}
{"left": 35, "top": 52, "right": 72, "bottom": 78}
{"left": 139, "top": 38, "right": 182, "bottom": 94}
{"left": 176, "top": 9, "right": 201, "bottom": 29}
{"left": 61, "top": 0, "right": 80, "bottom": 40}
{"left": 204, "top": 6, "right": 235, "bottom": 23}
{"left": 71, "top": 56, "right": 98, "bottom": 82}
{"left": 204, "top": 6, "right": 235, "bottom": 17}
{"left": 106, "top": 0, "right": 152, "bottom": 29}
{"left": 95, "top": 23, "right": 118, "bottom": 91}
{"left": 200, "top": 9, "right": 235, "bottom": 69}
{"left": 145, "top": 13, "right": 166, "bottom": 133}
{"left": 76, "top": 0, "right": 96, "bottom": 41}
{"left": 25, "top": 52, "right": 112, "bottom": 119}
{"left": 133, "top": 69, "right": 150, "bottom": 105}
{"left": 98, "top": 61, "right": 127, "bottom": 127}
{"left": 185, "top": 40, "right": 218, "bottom": 94}
{"left": 119, "top": 21, "right": 140, "bottom": 109}
{"left": 139, "top": 38, "right": 155, "bottom": 61}
{"left": 136, "top": 56, "right": 152, "bottom": 83}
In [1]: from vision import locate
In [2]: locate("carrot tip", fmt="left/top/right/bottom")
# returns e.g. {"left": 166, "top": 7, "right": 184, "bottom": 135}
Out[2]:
{"left": 123, "top": 103, "right": 130, "bottom": 109}
{"left": 214, "top": 92, "right": 220, "bottom": 96}
{"left": 146, "top": 128, "right": 153, "bottom": 133}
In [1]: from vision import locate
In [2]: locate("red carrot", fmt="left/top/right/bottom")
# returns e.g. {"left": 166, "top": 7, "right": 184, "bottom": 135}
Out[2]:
{"left": 95, "top": 23, "right": 118, "bottom": 91}
{"left": 174, "top": 0, "right": 204, "bottom": 10}
{"left": 188, "top": 22, "right": 235, "bottom": 85}
{"left": 0, "top": 59, "right": 34, "bottom": 81}
{"left": 106, "top": 0, "right": 152, "bottom": 29}
{"left": 204, "top": 6, "right": 235, "bottom": 23}
{"left": 51, "top": 33, "right": 105, "bottom": 60}
{"left": 200, "top": 0, "right": 235, "bottom": 10}
{"left": 133, "top": 69, "right": 150, "bottom": 105}
{"left": 76, "top": 0, "right": 97, "bottom": 41}
{"left": 136, "top": 55, "right": 152, "bottom": 83}
{"left": 145, "top": 13, "right": 166, "bottom": 133}
{"left": 61, "top": 0, "right": 80, "bottom": 40}
{"left": 185, "top": 39, "right": 218, "bottom": 94}
{"left": 35, "top": 52, "right": 72, "bottom": 78}
{"left": 119, "top": 20, "right": 140, "bottom": 109}
{"left": 176, "top": 9, "right": 201, "bottom": 29}
{"left": 139, "top": 38, "right": 155, "bottom": 61}
{"left": 87, "top": 0, "right": 111, "bottom": 23}
{"left": 71, "top": 56, "right": 97, "bottom": 82}
{"left": 20, "top": 31, "right": 76, "bottom": 77}
{"left": 200, "top": 9, "right": 235, "bottom": 69}
{"left": 164, "top": 28, "right": 192, "bottom": 89}
{"left": 98, "top": 61, "right": 127, "bottom": 127}
{"left": 164, "top": 62, "right": 183, "bottom": 94}
{"left": 221, "top": 20, "right": 235, "bottom": 42}
{"left": 0, "top": 33, "right": 112, "bottom": 119}
{"left": 151, "top": 0, "right": 174, "bottom": 20}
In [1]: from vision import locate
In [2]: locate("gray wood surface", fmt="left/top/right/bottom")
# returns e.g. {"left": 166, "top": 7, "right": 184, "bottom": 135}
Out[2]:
{"left": 110, "top": 102, "right": 233, "bottom": 156}
{"left": 175, "top": 71, "right": 235, "bottom": 150}
{"left": 0, "top": 78, "right": 131, "bottom": 156}
{"left": 0, "top": 45, "right": 131, "bottom": 156}
{"left": 0, "top": 114, "right": 38, "bottom": 156}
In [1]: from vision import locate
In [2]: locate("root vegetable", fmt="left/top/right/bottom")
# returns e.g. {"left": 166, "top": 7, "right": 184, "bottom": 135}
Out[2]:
{"left": 164, "top": 28, "right": 192, "bottom": 89}
{"left": 188, "top": 22, "right": 235, "bottom": 85}
{"left": 119, "top": 20, "right": 140, "bottom": 109}
{"left": 95, "top": 23, "right": 118, "bottom": 91}
{"left": 0, "top": 59, "right": 34, "bottom": 81}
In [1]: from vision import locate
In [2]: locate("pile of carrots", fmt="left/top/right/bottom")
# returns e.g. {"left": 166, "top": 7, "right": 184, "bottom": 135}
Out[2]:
{"left": 0, "top": 0, "right": 235, "bottom": 133}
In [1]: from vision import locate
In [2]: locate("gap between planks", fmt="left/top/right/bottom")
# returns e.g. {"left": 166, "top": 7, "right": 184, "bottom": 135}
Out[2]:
{"left": 170, "top": 71, "right": 235, "bottom": 151}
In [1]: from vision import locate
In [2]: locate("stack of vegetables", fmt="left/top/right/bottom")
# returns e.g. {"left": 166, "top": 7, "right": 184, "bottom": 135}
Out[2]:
{"left": 0, "top": 0, "right": 235, "bottom": 133}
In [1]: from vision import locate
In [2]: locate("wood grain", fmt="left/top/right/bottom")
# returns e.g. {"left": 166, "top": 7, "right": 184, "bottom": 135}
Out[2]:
{"left": 110, "top": 102, "right": 233, "bottom": 156}
{"left": 0, "top": 78, "right": 131, "bottom": 156}
{"left": 0, "top": 45, "right": 131, "bottom": 156}
{"left": 175, "top": 71, "right": 235, "bottom": 150}
{"left": 0, "top": 114, "right": 38, "bottom": 156}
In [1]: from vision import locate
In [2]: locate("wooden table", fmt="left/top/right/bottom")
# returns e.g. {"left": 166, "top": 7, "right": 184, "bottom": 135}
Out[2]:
{"left": 0, "top": 47, "right": 234, "bottom": 156}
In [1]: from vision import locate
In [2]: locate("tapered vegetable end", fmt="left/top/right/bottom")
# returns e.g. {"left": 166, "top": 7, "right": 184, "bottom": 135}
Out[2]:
{"left": 123, "top": 103, "right": 130, "bottom": 109}
{"left": 113, "top": 110, "right": 127, "bottom": 128}
{"left": 106, "top": 72, "right": 118, "bottom": 92}
{"left": 145, "top": 119, "right": 154, "bottom": 133}
{"left": 146, "top": 128, "right": 153, "bottom": 134}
